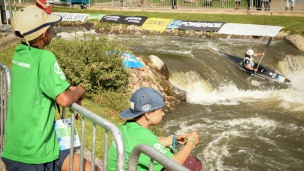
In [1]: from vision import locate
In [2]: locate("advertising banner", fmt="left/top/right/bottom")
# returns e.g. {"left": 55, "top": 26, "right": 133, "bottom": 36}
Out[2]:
{"left": 179, "top": 21, "right": 226, "bottom": 32}
{"left": 218, "top": 23, "right": 283, "bottom": 37}
{"left": 87, "top": 14, "right": 105, "bottom": 20}
{"left": 100, "top": 15, "right": 148, "bottom": 26}
{"left": 141, "top": 18, "right": 173, "bottom": 32}
{"left": 100, "top": 15, "right": 122, "bottom": 23}
{"left": 53, "top": 13, "right": 90, "bottom": 22}
{"left": 167, "top": 20, "right": 183, "bottom": 29}
{"left": 117, "top": 16, "right": 148, "bottom": 26}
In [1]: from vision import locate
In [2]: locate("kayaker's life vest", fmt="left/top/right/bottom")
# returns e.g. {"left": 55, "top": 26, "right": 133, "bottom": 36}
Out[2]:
{"left": 243, "top": 56, "right": 255, "bottom": 69}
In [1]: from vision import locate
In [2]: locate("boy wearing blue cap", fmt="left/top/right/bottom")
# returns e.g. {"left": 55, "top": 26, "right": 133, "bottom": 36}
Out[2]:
{"left": 107, "top": 87, "right": 202, "bottom": 171}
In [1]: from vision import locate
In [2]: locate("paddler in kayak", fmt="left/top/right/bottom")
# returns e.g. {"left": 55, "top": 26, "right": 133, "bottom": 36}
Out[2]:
{"left": 243, "top": 49, "right": 265, "bottom": 72}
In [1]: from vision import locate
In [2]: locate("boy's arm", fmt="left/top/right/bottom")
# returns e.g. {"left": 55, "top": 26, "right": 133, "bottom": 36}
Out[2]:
{"left": 171, "top": 131, "right": 199, "bottom": 164}
{"left": 158, "top": 136, "right": 173, "bottom": 146}
{"left": 56, "top": 85, "right": 85, "bottom": 108}
{"left": 158, "top": 134, "right": 188, "bottom": 146}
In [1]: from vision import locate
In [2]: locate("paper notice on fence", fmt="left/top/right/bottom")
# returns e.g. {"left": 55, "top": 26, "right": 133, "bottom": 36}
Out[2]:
{"left": 54, "top": 118, "right": 80, "bottom": 150}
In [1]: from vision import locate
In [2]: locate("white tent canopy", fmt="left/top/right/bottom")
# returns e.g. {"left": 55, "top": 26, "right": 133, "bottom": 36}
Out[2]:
{"left": 218, "top": 23, "right": 284, "bottom": 37}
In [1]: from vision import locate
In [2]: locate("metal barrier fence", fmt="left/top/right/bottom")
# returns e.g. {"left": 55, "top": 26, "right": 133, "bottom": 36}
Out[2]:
{"left": 0, "top": 62, "right": 190, "bottom": 171}
{"left": 0, "top": 62, "right": 10, "bottom": 159}
{"left": 93, "top": 0, "right": 304, "bottom": 10}
{"left": 0, "top": 63, "right": 10, "bottom": 171}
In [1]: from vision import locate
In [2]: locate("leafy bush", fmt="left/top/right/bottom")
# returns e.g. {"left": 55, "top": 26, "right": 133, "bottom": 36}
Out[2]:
{"left": 48, "top": 35, "right": 129, "bottom": 94}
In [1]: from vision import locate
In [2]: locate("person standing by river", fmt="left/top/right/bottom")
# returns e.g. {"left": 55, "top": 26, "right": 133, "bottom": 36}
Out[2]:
{"left": 1, "top": 5, "right": 100, "bottom": 171}
{"left": 36, "top": 0, "right": 52, "bottom": 14}
{"left": 286, "top": 0, "right": 295, "bottom": 11}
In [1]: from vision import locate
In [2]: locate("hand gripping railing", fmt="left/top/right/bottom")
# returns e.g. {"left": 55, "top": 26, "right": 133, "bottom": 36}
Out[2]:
{"left": 128, "top": 144, "right": 190, "bottom": 171}
{"left": 69, "top": 103, "right": 126, "bottom": 171}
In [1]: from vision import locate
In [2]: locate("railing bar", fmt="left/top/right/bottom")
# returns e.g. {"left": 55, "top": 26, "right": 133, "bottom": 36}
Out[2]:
{"left": 128, "top": 144, "right": 190, "bottom": 171}
{"left": 80, "top": 117, "right": 85, "bottom": 171}
{"left": 149, "top": 158, "right": 154, "bottom": 171}
{"left": 70, "top": 103, "right": 125, "bottom": 171}
{"left": 103, "top": 131, "right": 108, "bottom": 171}
{"left": 90, "top": 123, "right": 96, "bottom": 171}
{"left": 0, "top": 71, "right": 3, "bottom": 155}
{"left": 69, "top": 112, "right": 75, "bottom": 171}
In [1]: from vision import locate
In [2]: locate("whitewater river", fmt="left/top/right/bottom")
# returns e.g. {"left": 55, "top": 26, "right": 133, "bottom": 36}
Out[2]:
{"left": 58, "top": 28, "right": 304, "bottom": 171}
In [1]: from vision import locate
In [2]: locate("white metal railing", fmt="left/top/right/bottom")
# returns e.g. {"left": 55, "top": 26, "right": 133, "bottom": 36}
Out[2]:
{"left": 0, "top": 62, "right": 10, "bottom": 158}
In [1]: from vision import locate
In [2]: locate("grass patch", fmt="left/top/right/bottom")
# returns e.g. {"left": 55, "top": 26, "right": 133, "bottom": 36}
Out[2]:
{"left": 0, "top": 45, "right": 15, "bottom": 68}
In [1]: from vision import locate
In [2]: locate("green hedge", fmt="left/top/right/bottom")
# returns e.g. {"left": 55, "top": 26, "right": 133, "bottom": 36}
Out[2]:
{"left": 48, "top": 35, "right": 130, "bottom": 94}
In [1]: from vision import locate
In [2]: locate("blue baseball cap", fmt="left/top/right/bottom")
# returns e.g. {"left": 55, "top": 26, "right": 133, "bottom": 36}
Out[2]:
{"left": 120, "top": 87, "right": 164, "bottom": 119}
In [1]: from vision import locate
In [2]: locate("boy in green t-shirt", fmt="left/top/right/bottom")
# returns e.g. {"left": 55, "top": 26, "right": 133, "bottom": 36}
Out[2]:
{"left": 1, "top": 5, "right": 99, "bottom": 171}
{"left": 107, "top": 87, "right": 202, "bottom": 171}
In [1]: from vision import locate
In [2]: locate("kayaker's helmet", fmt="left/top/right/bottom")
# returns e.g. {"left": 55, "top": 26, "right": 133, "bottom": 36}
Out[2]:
{"left": 246, "top": 49, "right": 254, "bottom": 56}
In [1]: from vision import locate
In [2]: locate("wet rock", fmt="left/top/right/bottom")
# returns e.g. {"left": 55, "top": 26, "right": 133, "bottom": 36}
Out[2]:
{"left": 82, "top": 22, "right": 95, "bottom": 31}
{"left": 148, "top": 55, "right": 169, "bottom": 79}
{"left": 0, "top": 33, "right": 18, "bottom": 51}
{"left": 284, "top": 34, "right": 304, "bottom": 52}
{"left": 128, "top": 56, "right": 186, "bottom": 113}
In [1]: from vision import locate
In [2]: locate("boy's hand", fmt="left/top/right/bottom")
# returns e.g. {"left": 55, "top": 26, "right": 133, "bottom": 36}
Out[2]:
{"left": 187, "top": 131, "right": 199, "bottom": 144}
{"left": 75, "top": 113, "right": 81, "bottom": 120}
{"left": 176, "top": 134, "right": 188, "bottom": 145}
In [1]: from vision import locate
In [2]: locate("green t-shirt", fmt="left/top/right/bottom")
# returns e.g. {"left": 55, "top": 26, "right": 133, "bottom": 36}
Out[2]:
{"left": 107, "top": 121, "right": 174, "bottom": 171}
{"left": 2, "top": 44, "right": 70, "bottom": 164}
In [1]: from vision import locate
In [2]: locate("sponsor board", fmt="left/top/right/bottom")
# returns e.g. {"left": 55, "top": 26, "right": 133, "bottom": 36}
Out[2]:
{"left": 218, "top": 23, "right": 283, "bottom": 37}
{"left": 167, "top": 20, "right": 183, "bottom": 29}
{"left": 100, "top": 15, "right": 122, "bottom": 23}
{"left": 53, "top": 13, "right": 90, "bottom": 22}
{"left": 87, "top": 14, "right": 105, "bottom": 20}
{"left": 118, "top": 16, "right": 148, "bottom": 26}
{"left": 100, "top": 15, "right": 148, "bottom": 26}
{"left": 141, "top": 18, "right": 173, "bottom": 32}
{"left": 179, "top": 21, "right": 225, "bottom": 31}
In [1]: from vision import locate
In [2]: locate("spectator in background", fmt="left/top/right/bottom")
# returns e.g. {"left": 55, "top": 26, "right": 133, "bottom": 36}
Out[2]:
{"left": 172, "top": 0, "right": 177, "bottom": 9}
{"left": 36, "top": 0, "right": 51, "bottom": 14}
{"left": 203, "top": 0, "right": 212, "bottom": 7}
{"left": 235, "top": 0, "right": 241, "bottom": 10}
{"left": 286, "top": 0, "right": 295, "bottom": 11}
{"left": 262, "top": 0, "right": 271, "bottom": 11}
{"left": 246, "top": 0, "right": 251, "bottom": 10}
{"left": 256, "top": 0, "right": 262, "bottom": 10}
{"left": 139, "top": 0, "right": 144, "bottom": 7}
